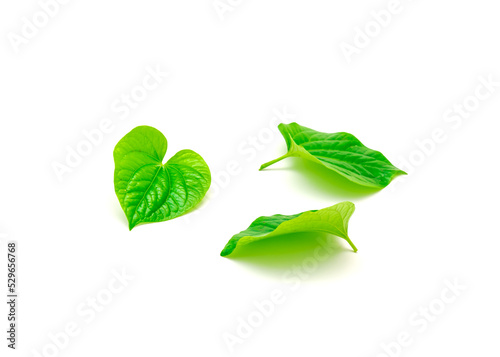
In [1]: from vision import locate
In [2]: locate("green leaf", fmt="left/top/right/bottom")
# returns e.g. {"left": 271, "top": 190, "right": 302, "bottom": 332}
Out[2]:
{"left": 220, "top": 202, "right": 356, "bottom": 257}
{"left": 260, "top": 122, "right": 406, "bottom": 188}
{"left": 114, "top": 126, "right": 211, "bottom": 230}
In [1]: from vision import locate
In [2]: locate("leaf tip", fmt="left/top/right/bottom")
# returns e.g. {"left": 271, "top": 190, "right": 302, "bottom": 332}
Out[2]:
{"left": 220, "top": 243, "right": 237, "bottom": 257}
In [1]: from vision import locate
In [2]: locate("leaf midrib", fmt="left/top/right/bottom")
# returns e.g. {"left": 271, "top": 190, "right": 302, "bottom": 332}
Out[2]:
{"left": 129, "top": 165, "right": 164, "bottom": 226}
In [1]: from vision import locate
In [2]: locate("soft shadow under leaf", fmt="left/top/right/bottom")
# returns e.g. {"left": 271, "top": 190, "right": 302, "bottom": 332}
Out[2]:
{"left": 289, "top": 158, "right": 382, "bottom": 199}
{"left": 227, "top": 232, "right": 352, "bottom": 271}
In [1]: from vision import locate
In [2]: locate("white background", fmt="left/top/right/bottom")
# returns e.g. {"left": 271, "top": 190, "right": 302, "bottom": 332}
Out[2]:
{"left": 1, "top": 0, "right": 499, "bottom": 356}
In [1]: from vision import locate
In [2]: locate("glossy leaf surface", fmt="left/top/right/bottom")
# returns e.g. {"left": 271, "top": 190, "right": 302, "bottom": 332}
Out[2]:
{"left": 260, "top": 123, "right": 406, "bottom": 188}
{"left": 114, "top": 126, "right": 211, "bottom": 230}
{"left": 220, "top": 202, "right": 356, "bottom": 257}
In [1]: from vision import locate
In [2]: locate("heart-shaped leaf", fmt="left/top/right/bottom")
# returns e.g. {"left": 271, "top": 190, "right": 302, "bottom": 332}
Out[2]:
{"left": 260, "top": 122, "right": 406, "bottom": 188}
{"left": 220, "top": 201, "right": 356, "bottom": 257}
{"left": 114, "top": 126, "right": 211, "bottom": 230}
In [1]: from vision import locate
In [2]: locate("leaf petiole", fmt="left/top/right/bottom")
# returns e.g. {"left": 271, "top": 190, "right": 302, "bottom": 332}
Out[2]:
{"left": 345, "top": 237, "right": 358, "bottom": 252}
{"left": 259, "top": 153, "right": 292, "bottom": 170}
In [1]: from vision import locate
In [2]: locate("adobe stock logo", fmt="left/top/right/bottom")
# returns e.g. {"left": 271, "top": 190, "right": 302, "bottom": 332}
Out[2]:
{"left": 51, "top": 64, "right": 168, "bottom": 183}
{"left": 373, "top": 278, "right": 466, "bottom": 357}
{"left": 339, "top": 0, "right": 415, "bottom": 64}
{"left": 7, "top": 0, "right": 71, "bottom": 54}
{"left": 212, "top": 0, "right": 243, "bottom": 21}
{"left": 392, "top": 73, "right": 499, "bottom": 190}
{"left": 223, "top": 236, "right": 340, "bottom": 353}
{"left": 182, "top": 106, "right": 296, "bottom": 224}
{"left": 31, "top": 268, "right": 134, "bottom": 357}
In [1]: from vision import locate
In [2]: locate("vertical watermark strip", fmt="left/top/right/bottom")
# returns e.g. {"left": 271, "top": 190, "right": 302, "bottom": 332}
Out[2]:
{"left": 6, "top": 240, "right": 18, "bottom": 349}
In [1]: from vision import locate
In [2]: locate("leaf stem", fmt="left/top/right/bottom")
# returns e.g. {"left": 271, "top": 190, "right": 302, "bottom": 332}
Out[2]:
{"left": 259, "top": 153, "right": 290, "bottom": 170}
{"left": 345, "top": 237, "right": 358, "bottom": 252}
